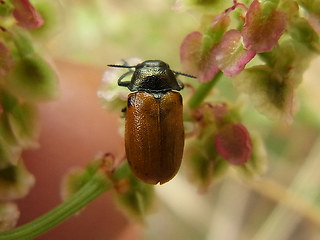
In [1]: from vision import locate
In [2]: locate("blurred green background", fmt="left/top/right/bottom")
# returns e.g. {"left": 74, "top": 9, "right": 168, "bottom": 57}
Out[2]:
{"left": 46, "top": 0, "right": 196, "bottom": 68}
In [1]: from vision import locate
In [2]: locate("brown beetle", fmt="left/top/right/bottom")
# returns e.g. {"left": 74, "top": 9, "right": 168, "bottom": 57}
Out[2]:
{"left": 108, "top": 60, "right": 194, "bottom": 184}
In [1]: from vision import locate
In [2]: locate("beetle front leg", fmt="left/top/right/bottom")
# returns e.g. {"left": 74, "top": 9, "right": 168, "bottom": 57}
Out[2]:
{"left": 177, "top": 79, "right": 184, "bottom": 90}
{"left": 121, "top": 106, "right": 127, "bottom": 118}
{"left": 117, "top": 70, "right": 133, "bottom": 87}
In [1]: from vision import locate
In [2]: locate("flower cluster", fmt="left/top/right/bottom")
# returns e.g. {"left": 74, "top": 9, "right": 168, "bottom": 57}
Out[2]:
{"left": 175, "top": 0, "right": 320, "bottom": 189}
{"left": 183, "top": 100, "right": 266, "bottom": 190}
{"left": 0, "top": 0, "right": 58, "bottom": 230}
{"left": 180, "top": 0, "right": 319, "bottom": 122}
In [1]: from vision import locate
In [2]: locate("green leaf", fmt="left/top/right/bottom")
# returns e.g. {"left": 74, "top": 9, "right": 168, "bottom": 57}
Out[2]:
{"left": 260, "top": 0, "right": 280, "bottom": 17}
{"left": 297, "top": 0, "right": 320, "bottom": 16}
{"left": 0, "top": 0, "right": 13, "bottom": 17}
{"left": 201, "top": 14, "right": 230, "bottom": 54}
{"left": 61, "top": 160, "right": 101, "bottom": 201}
{"left": 185, "top": 126, "right": 229, "bottom": 191}
{"left": 113, "top": 162, "right": 154, "bottom": 221}
{"left": 259, "top": 40, "right": 315, "bottom": 86}
{"left": 8, "top": 102, "right": 38, "bottom": 148}
{"left": 0, "top": 136, "right": 21, "bottom": 168}
{"left": 0, "top": 90, "right": 38, "bottom": 148}
{"left": 279, "top": 0, "right": 299, "bottom": 21}
{"left": 0, "top": 90, "right": 18, "bottom": 113}
{"left": 0, "top": 202, "right": 19, "bottom": 231}
{"left": 233, "top": 65, "right": 295, "bottom": 123}
{"left": 287, "top": 17, "right": 320, "bottom": 52}
{"left": 6, "top": 54, "right": 59, "bottom": 101}
{"left": 235, "top": 132, "right": 267, "bottom": 178}
{"left": 0, "top": 160, "right": 35, "bottom": 200}
{"left": 11, "top": 29, "right": 34, "bottom": 57}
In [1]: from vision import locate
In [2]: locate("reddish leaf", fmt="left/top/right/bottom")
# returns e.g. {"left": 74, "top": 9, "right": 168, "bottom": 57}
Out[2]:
{"left": 180, "top": 32, "right": 203, "bottom": 77}
{"left": 12, "top": 0, "right": 43, "bottom": 29}
{"left": 216, "top": 29, "right": 256, "bottom": 77}
{"left": 180, "top": 31, "right": 219, "bottom": 82}
{"left": 180, "top": 14, "right": 230, "bottom": 82}
{"left": 241, "top": 0, "right": 286, "bottom": 53}
{"left": 0, "top": 42, "right": 13, "bottom": 77}
{"left": 214, "top": 123, "right": 252, "bottom": 165}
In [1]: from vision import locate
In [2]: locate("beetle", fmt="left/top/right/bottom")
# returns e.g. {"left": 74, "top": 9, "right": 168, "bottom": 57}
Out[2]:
{"left": 108, "top": 60, "right": 195, "bottom": 184}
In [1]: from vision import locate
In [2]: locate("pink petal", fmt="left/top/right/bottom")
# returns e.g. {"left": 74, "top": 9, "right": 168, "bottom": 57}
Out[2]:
{"left": 180, "top": 31, "right": 203, "bottom": 76}
{"left": 308, "top": 13, "right": 320, "bottom": 35}
{"left": 180, "top": 31, "right": 219, "bottom": 82}
{"left": 216, "top": 29, "right": 256, "bottom": 77}
{"left": 242, "top": 0, "right": 286, "bottom": 53}
{"left": 12, "top": 0, "right": 44, "bottom": 29}
{"left": 214, "top": 123, "right": 252, "bottom": 165}
{"left": 210, "top": 11, "right": 231, "bottom": 30}
{"left": 197, "top": 50, "right": 219, "bottom": 82}
{"left": 0, "top": 42, "right": 13, "bottom": 77}
{"left": 180, "top": 14, "right": 230, "bottom": 82}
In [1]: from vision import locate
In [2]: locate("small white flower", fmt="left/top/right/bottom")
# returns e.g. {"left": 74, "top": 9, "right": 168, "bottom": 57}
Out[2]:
{"left": 97, "top": 57, "right": 142, "bottom": 109}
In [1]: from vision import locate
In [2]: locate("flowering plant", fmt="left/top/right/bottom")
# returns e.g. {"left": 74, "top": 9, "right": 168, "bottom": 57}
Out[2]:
{"left": 0, "top": 0, "right": 58, "bottom": 233}
{"left": 0, "top": 0, "right": 320, "bottom": 239}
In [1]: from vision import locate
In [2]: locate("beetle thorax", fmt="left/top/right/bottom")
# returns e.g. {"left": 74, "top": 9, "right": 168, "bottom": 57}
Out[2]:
{"left": 129, "top": 65, "right": 181, "bottom": 92}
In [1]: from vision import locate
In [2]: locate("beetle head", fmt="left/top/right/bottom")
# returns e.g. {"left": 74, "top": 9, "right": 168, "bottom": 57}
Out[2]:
{"left": 108, "top": 60, "right": 195, "bottom": 93}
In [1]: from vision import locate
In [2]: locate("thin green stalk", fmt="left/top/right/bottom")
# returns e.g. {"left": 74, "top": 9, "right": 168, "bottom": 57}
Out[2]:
{"left": 188, "top": 71, "right": 222, "bottom": 109}
{"left": 0, "top": 171, "right": 112, "bottom": 240}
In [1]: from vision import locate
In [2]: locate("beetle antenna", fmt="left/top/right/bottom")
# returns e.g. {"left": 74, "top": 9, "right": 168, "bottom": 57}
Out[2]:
{"left": 107, "top": 64, "right": 136, "bottom": 69}
{"left": 173, "top": 71, "right": 196, "bottom": 79}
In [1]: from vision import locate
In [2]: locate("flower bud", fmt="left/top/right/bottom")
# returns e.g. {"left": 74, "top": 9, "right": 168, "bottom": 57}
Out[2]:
{"left": 6, "top": 54, "right": 58, "bottom": 101}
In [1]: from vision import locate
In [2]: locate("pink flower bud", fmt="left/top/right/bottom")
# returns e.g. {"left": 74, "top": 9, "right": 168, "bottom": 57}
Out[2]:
{"left": 214, "top": 123, "right": 252, "bottom": 165}
{"left": 12, "top": 0, "right": 44, "bottom": 29}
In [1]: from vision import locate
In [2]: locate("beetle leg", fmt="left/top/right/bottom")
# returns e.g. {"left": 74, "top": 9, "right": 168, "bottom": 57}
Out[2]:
{"left": 117, "top": 70, "right": 133, "bottom": 87}
{"left": 173, "top": 74, "right": 185, "bottom": 90}
{"left": 177, "top": 79, "right": 185, "bottom": 90}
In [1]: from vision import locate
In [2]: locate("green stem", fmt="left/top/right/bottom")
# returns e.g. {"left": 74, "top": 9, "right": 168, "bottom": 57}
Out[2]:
{"left": 188, "top": 71, "right": 222, "bottom": 109}
{"left": 0, "top": 172, "right": 112, "bottom": 240}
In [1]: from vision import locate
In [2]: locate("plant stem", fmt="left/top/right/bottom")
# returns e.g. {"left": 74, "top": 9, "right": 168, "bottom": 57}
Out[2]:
{"left": 0, "top": 171, "right": 112, "bottom": 240}
{"left": 188, "top": 71, "right": 223, "bottom": 109}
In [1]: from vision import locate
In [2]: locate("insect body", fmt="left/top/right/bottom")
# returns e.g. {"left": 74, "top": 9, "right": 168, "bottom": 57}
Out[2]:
{"left": 108, "top": 60, "right": 193, "bottom": 184}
